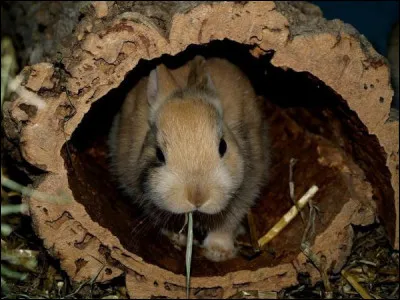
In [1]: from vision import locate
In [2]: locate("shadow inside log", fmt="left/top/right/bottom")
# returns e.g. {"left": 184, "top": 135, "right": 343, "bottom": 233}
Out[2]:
{"left": 61, "top": 39, "right": 394, "bottom": 277}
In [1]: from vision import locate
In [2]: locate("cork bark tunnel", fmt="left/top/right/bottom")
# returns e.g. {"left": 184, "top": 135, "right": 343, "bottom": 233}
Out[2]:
{"left": 3, "top": 2, "right": 399, "bottom": 299}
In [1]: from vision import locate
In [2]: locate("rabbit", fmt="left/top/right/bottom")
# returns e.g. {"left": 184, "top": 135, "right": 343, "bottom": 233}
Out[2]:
{"left": 108, "top": 55, "right": 270, "bottom": 262}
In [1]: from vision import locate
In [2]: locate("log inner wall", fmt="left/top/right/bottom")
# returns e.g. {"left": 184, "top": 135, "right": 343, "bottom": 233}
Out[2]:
{"left": 60, "top": 40, "right": 391, "bottom": 277}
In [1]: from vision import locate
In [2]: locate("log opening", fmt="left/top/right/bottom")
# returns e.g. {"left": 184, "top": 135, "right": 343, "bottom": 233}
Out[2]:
{"left": 60, "top": 39, "right": 394, "bottom": 278}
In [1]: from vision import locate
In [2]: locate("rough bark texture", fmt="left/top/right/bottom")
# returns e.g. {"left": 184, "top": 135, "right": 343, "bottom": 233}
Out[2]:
{"left": 2, "top": 1, "right": 399, "bottom": 299}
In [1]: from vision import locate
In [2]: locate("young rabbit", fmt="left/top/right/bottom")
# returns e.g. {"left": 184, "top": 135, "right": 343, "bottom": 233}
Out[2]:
{"left": 108, "top": 55, "right": 270, "bottom": 262}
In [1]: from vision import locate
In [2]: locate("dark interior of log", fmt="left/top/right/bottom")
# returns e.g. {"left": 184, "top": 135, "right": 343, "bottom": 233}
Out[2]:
{"left": 61, "top": 40, "right": 395, "bottom": 277}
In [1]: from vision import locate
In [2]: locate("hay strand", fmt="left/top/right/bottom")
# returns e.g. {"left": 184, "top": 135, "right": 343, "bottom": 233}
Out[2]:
{"left": 185, "top": 212, "right": 193, "bottom": 299}
{"left": 258, "top": 185, "right": 319, "bottom": 249}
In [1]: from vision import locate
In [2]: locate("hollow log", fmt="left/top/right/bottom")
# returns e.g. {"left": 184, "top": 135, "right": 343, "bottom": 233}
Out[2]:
{"left": 2, "top": 1, "right": 399, "bottom": 298}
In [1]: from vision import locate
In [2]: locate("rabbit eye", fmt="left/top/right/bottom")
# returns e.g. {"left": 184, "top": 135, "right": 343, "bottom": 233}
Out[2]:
{"left": 156, "top": 147, "right": 165, "bottom": 163}
{"left": 219, "top": 138, "right": 227, "bottom": 157}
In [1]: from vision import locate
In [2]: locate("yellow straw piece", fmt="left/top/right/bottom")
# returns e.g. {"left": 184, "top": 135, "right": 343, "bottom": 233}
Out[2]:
{"left": 341, "top": 269, "right": 374, "bottom": 299}
{"left": 258, "top": 185, "right": 319, "bottom": 249}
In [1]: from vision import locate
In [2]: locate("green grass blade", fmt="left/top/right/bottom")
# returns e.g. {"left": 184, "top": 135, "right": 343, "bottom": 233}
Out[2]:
{"left": 185, "top": 212, "right": 193, "bottom": 299}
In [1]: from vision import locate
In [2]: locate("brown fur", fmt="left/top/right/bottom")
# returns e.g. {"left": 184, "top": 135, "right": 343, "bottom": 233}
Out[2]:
{"left": 108, "top": 56, "right": 270, "bottom": 261}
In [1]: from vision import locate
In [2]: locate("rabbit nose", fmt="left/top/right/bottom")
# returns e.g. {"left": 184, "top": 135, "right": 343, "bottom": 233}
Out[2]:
{"left": 187, "top": 184, "right": 208, "bottom": 208}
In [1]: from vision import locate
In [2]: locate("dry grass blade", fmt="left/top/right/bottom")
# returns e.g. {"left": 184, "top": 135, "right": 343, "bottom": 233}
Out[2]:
{"left": 300, "top": 201, "right": 333, "bottom": 298}
{"left": 258, "top": 185, "right": 319, "bottom": 249}
{"left": 179, "top": 214, "right": 188, "bottom": 235}
{"left": 247, "top": 212, "right": 260, "bottom": 251}
{"left": 300, "top": 242, "right": 321, "bottom": 269}
{"left": 186, "top": 212, "right": 193, "bottom": 299}
{"left": 1, "top": 176, "right": 71, "bottom": 205}
{"left": 1, "top": 265, "right": 27, "bottom": 280}
{"left": 1, "top": 204, "right": 27, "bottom": 216}
{"left": 341, "top": 269, "right": 374, "bottom": 299}
{"left": 1, "top": 249, "right": 38, "bottom": 271}
{"left": 1, "top": 37, "right": 18, "bottom": 107}
{"left": 1, "top": 37, "right": 45, "bottom": 111}
{"left": 301, "top": 199, "right": 318, "bottom": 245}
{"left": 301, "top": 242, "right": 333, "bottom": 298}
{"left": 1, "top": 224, "right": 12, "bottom": 236}
{"left": 7, "top": 75, "right": 46, "bottom": 110}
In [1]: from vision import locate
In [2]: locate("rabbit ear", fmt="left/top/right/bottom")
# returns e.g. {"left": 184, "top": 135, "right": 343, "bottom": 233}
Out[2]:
{"left": 147, "top": 64, "right": 180, "bottom": 108}
{"left": 187, "top": 56, "right": 216, "bottom": 92}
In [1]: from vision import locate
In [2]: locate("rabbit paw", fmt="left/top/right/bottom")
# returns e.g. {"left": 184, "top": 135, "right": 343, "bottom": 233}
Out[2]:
{"left": 202, "top": 231, "right": 237, "bottom": 262}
